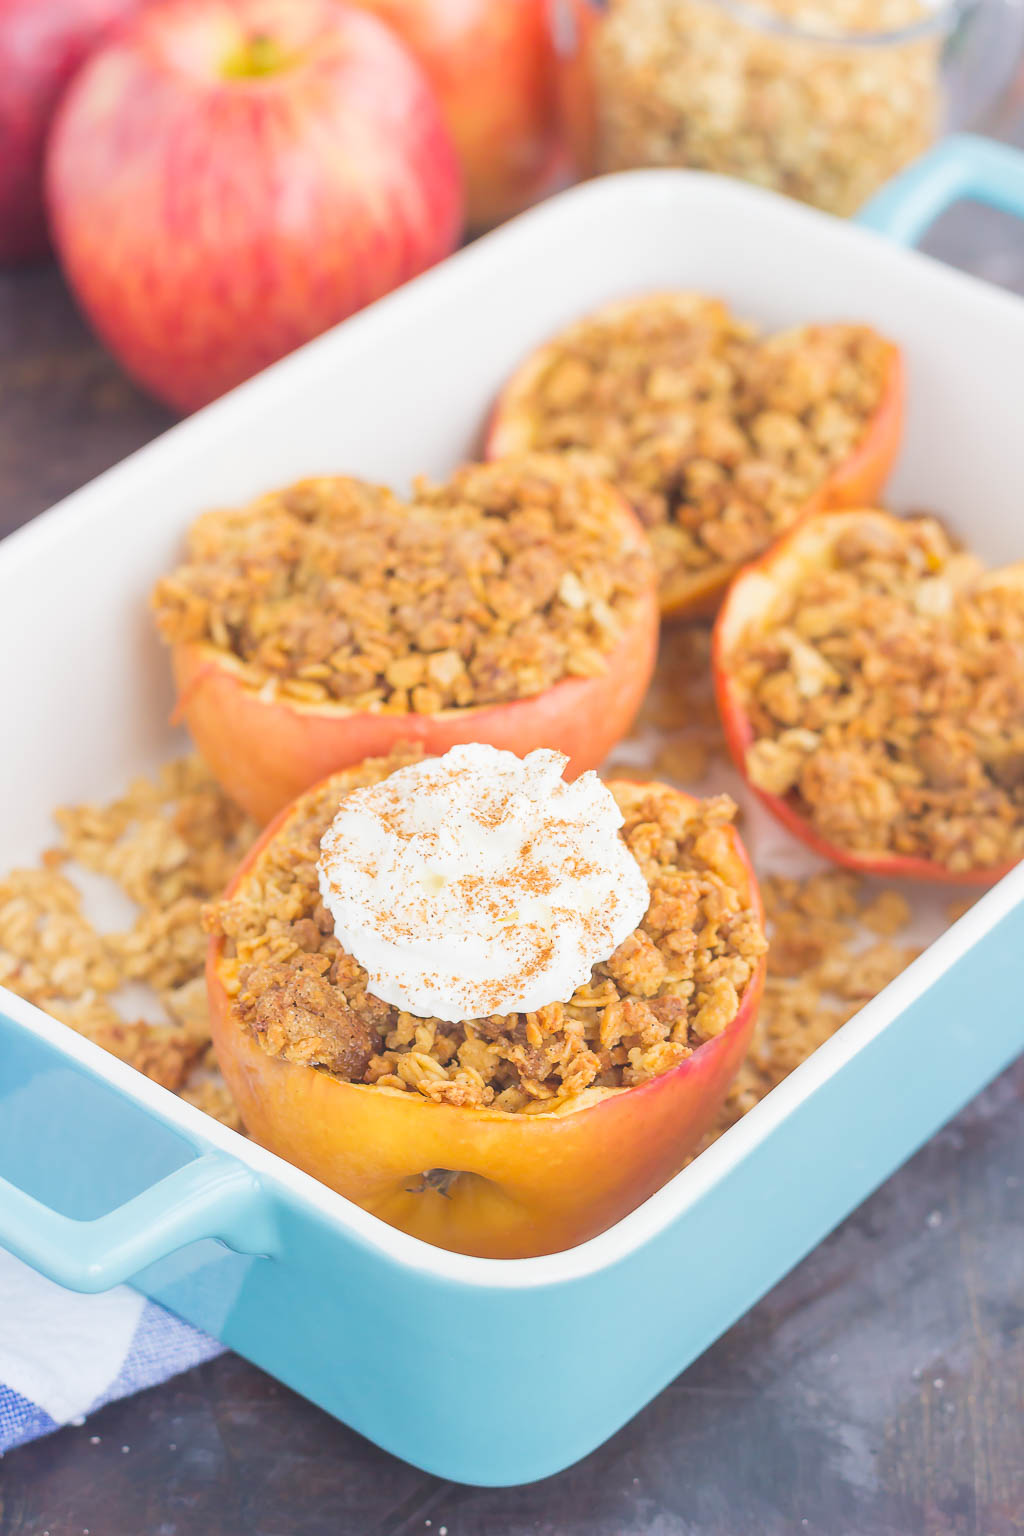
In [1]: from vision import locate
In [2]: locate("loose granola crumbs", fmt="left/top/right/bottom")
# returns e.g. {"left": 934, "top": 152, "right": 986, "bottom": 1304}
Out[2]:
{"left": 0, "top": 757, "right": 254, "bottom": 1128}
{"left": 496, "top": 295, "right": 890, "bottom": 601}
{"left": 706, "top": 866, "right": 921, "bottom": 1140}
{"left": 592, "top": 0, "right": 941, "bottom": 217}
{"left": 728, "top": 512, "right": 1024, "bottom": 872}
{"left": 607, "top": 621, "right": 728, "bottom": 788}
{"left": 209, "top": 747, "right": 767, "bottom": 1112}
{"left": 151, "top": 457, "right": 653, "bottom": 713}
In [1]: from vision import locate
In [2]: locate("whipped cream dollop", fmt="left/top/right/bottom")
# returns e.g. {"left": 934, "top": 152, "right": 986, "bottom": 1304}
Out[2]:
{"left": 317, "top": 744, "right": 649, "bottom": 1023}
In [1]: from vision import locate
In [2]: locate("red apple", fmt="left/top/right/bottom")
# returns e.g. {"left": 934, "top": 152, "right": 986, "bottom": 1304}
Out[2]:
{"left": 45, "top": 0, "right": 463, "bottom": 412}
{"left": 0, "top": 0, "right": 145, "bottom": 265}
{"left": 351, "top": 0, "right": 567, "bottom": 230}
{"left": 209, "top": 773, "right": 767, "bottom": 1258}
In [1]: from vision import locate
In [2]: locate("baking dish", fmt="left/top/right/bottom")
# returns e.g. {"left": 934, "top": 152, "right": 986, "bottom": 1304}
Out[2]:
{"left": 2, "top": 133, "right": 1024, "bottom": 1487}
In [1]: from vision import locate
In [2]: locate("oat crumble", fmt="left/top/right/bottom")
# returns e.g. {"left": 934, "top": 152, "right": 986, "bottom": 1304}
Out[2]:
{"left": 209, "top": 746, "right": 767, "bottom": 1112}
{"left": 495, "top": 295, "right": 891, "bottom": 604}
{"left": 152, "top": 458, "right": 653, "bottom": 713}
{"left": 0, "top": 757, "right": 253, "bottom": 1128}
{"left": 592, "top": 0, "right": 941, "bottom": 216}
{"left": 709, "top": 866, "right": 921, "bottom": 1137}
{"left": 727, "top": 512, "right": 1024, "bottom": 872}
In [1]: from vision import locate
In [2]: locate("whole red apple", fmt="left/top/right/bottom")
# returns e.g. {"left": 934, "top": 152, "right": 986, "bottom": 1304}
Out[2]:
{"left": 352, "top": 0, "right": 566, "bottom": 230}
{"left": 0, "top": 0, "right": 146, "bottom": 265}
{"left": 45, "top": 0, "right": 463, "bottom": 413}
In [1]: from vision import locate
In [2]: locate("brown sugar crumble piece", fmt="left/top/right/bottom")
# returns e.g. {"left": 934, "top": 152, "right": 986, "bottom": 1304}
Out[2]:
{"left": 151, "top": 457, "right": 653, "bottom": 713}
{"left": 731, "top": 513, "right": 1024, "bottom": 872}
{"left": 0, "top": 757, "right": 254, "bottom": 1128}
{"left": 209, "top": 748, "right": 767, "bottom": 1113}
{"left": 495, "top": 294, "right": 891, "bottom": 601}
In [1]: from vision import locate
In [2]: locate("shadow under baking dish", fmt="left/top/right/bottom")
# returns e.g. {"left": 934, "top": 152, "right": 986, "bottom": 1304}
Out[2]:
{"left": 2, "top": 162, "right": 1024, "bottom": 1484}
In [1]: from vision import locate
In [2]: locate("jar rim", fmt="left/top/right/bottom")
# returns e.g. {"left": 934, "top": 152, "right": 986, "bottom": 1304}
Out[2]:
{"left": 692, "top": 0, "right": 964, "bottom": 46}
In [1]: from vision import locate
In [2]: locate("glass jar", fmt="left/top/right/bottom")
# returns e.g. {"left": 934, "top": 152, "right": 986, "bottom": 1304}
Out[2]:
{"left": 591, "top": 0, "right": 970, "bottom": 215}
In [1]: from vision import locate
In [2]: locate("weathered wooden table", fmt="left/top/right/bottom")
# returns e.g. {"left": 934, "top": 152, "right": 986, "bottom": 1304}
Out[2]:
{"left": 1, "top": 173, "right": 1023, "bottom": 1536}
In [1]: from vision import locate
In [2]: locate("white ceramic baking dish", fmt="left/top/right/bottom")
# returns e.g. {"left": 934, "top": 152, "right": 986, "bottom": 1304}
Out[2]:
{"left": 2, "top": 136, "right": 1023, "bottom": 1486}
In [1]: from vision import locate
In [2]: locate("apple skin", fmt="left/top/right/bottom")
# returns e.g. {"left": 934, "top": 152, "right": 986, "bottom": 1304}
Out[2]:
{"left": 208, "top": 777, "right": 766, "bottom": 1258}
{"left": 487, "top": 319, "right": 904, "bottom": 619}
{"left": 351, "top": 0, "right": 568, "bottom": 230}
{"left": 713, "top": 508, "right": 1021, "bottom": 887}
{"left": 0, "top": 0, "right": 145, "bottom": 265}
{"left": 44, "top": 0, "right": 464, "bottom": 412}
{"left": 170, "top": 554, "right": 660, "bottom": 825}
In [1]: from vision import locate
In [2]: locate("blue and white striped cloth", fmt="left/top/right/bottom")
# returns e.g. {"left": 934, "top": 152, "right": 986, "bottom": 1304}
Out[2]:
{"left": 0, "top": 1247, "right": 223, "bottom": 1453}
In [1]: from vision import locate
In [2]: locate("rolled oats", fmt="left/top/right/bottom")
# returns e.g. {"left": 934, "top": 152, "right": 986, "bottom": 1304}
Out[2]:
{"left": 0, "top": 757, "right": 253, "bottom": 1129}
{"left": 593, "top": 0, "right": 942, "bottom": 216}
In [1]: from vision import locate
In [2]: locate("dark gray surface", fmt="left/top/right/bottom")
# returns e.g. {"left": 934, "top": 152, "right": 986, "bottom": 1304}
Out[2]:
{"left": 1, "top": 136, "right": 1023, "bottom": 1535}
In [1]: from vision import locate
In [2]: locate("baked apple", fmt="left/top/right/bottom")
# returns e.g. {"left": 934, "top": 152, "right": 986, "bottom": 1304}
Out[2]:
{"left": 487, "top": 294, "right": 904, "bottom": 617}
{"left": 714, "top": 508, "right": 1024, "bottom": 884}
{"left": 153, "top": 457, "right": 659, "bottom": 824}
{"left": 207, "top": 745, "right": 767, "bottom": 1258}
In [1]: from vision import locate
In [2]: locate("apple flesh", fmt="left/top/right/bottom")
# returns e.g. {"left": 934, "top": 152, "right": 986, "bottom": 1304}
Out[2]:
{"left": 714, "top": 508, "right": 1023, "bottom": 886}
{"left": 45, "top": 0, "right": 463, "bottom": 412}
{"left": 171, "top": 559, "right": 660, "bottom": 824}
{"left": 352, "top": 0, "right": 568, "bottom": 230}
{"left": 208, "top": 778, "right": 766, "bottom": 1259}
{"left": 0, "top": 0, "right": 145, "bottom": 265}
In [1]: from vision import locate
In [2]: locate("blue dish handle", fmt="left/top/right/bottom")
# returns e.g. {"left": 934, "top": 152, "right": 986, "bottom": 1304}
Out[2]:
{"left": 857, "top": 132, "right": 1024, "bottom": 246}
{"left": 0, "top": 1149, "right": 277, "bottom": 1293}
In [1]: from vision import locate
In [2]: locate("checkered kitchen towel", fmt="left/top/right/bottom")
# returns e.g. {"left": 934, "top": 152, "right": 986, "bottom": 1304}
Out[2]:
{"left": 0, "top": 1246, "right": 223, "bottom": 1452}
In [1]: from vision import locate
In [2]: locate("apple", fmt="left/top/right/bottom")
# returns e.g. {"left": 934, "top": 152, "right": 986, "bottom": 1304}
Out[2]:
{"left": 45, "top": 0, "right": 463, "bottom": 412}
{"left": 0, "top": 0, "right": 145, "bottom": 265}
{"left": 713, "top": 508, "right": 1024, "bottom": 887}
{"left": 351, "top": 0, "right": 568, "bottom": 230}
{"left": 208, "top": 775, "right": 767, "bottom": 1258}
{"left": 170, "top": 574, "right": 659, "bottom": 825}
{"left": 488, "top": 311, "right": 905, "bottom": 618}
{"left": 163, "top": 470, "right": 659, "bottom": 825}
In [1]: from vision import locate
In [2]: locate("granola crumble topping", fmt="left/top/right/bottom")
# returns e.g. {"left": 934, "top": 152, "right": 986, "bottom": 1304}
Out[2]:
{"left": 209, "top": 747, "right": 767, "bottom": 1113}
{"left": 495, "top": 295, "right": 891, "bottom": 600}
{"left": 727, "top": 512, "right": 1024, "bottom": 872}
{"left": 151, "top": 457, "right": 653, "bottom": 712}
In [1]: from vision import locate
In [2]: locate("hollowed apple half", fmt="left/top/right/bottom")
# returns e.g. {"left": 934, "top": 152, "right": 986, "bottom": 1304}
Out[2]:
{"left": 208, "top": 777, "right": 766, "bottom": 1259}
{"left": 713, "top": 509, "right": 1024, "bottom": 887}
{"left": 171, "top": 507, "right": 659, "bottom": 827}
{"left": 485, "top": 312, "right": 904, "bottom": 619}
